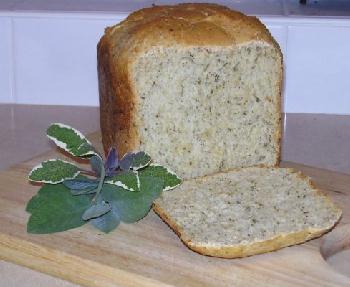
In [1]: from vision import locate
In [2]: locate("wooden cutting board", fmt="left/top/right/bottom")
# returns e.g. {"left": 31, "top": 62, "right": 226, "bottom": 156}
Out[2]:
{"left": 1, "top": 132, "right": 350, "bottom": 287}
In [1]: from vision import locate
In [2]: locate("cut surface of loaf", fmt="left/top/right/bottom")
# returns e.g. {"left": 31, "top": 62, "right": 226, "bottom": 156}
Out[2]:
{"left": 153, "top": 167, "right": 342, "bottom": 258}
{"left": 98, "top": 3, "right": 283, "bottom": 179}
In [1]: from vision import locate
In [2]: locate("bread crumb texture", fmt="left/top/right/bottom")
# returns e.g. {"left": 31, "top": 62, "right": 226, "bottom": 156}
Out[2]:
{"left": 154, "top": 167, "right": 341, "bottom": 257}
{"left": 98, "top": 3, "right": 283, "bottom": 179}
{"left": 133, "top": 44, "right": 280, "bottom": 179}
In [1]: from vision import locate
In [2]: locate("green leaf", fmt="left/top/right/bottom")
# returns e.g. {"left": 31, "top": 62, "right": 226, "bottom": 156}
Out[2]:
{"left": 90, "top": 159, "right": 106, "bottom": 203}
{"left": 26, "top": 184, "right": 91, "bottom": 234}
{"left": 82, "top": 201, "right": 111, "bottom": 220}
{"left": 119, "top": 152, "right": 133, "bottom": 171}
{"left": 90, "top": 208, "right": 120, "bottom": 233}
{"left": 90, "top": 155, "right": 103, "bottom": 177}
{"left": 47, "top": 123, "right": 97, "bottom": 157}
{"left": 70, "top": 188, "right": 97, "bottom": 196}
{"left": 131, "top": 152, "right": 151, "bottom": 170}
{"left": 63, "top": 178, "right": 98, "bottom": 191}
{"left": 119, "top": 152, "right": 151, "bottom": 171}
{"left": 28, "top": 159, "right": 80, "bottom": 184}
{"left": 103, "top": 176, "right": 163, "bottom": 223}
{"left": 105, "top": 170, "right": 140, "bottom": 192}
{"left": 139, "top": 164, "right": 181, "bottom": 191}
{"left": 138, "top": 175, "right": 164, "bottom": 202}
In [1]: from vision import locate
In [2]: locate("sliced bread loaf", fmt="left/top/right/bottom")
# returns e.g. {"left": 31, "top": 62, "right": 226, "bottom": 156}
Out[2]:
{"left": 98, "top": 3, "right": 283, "bottom": 179}
{"left": 153, "top": 167, "right": 341, "bottom": 258}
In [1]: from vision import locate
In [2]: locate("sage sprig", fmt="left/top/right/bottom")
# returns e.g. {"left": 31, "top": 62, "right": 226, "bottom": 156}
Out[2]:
{"left": 26, "top": 123, "right": 181, "bottom": 234}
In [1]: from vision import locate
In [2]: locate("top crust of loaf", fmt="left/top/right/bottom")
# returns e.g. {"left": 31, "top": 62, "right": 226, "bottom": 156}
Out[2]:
{"left": 105, "top": 3, "right": 280, "bottom": 49}
{"left": 98, "top": 3, "right": 283, "bottom": 157}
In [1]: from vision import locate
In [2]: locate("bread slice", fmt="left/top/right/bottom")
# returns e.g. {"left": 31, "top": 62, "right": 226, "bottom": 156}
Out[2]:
{"left": 153, "top": 167, "right": 341, "bottom": 258}
{"left": 98, "top": 3, "right": 283, "bottom": 179}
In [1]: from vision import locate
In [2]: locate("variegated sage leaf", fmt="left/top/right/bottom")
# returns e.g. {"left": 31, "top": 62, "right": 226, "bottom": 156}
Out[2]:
{"left": 131, "top": 151, "right": 152, "bottom": 170}
{"left": 105, "top": 170, "right": 140, "bottom": 192}
{"left": 139, "top": 164, "right": 181, "bottom": 191}
{"left": 28, "top": 159, "right": 80, "bottom": 184}
{"left": 119, "top": 151, "right": 151, "bottom": 171}
{"left": 47, "top": 123, "right": 98, "bottom": 157}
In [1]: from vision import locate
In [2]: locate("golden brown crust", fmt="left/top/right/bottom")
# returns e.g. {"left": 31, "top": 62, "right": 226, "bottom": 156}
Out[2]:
{"left": 98, "top": 3, "right": 283, "bottom": 158}
{"left": 274, "top": 57, "right": 284, "bottom": 166}
{"left": 153, "top": 167, "right": 342, "bottom": 258}
{"left": 98, "top": 28, "right": 138, "bottom": 157}
{"left": 111, "top": 3, "right": 278, "bottom": 49}
{"left": 153, "top": 202, "right": 187, "bottom": 240}
{"left": 185, "top": 228, "right": 330, "bottom": 258}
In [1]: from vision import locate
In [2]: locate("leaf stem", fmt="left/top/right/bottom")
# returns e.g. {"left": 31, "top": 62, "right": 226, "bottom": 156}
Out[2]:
{"left": 92, "top": 165, "right": 105, "bottom": 203}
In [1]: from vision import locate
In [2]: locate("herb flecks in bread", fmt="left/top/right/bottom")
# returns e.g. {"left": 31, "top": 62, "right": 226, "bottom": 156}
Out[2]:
{"left": 153, "top": 167, "right": 341, "bottom": 258}
{"left": 133, "top": 44, "right": 281, "bottom": 179}
{"left": 98, "top": 4, "right": 340, "bottom": 259}
{"left": 98, "top": 3, "right": 283, "bottom": 179}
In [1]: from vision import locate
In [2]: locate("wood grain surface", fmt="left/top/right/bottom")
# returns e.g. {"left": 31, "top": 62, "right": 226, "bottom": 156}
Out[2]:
{"left": 0, "top": 132, "right": 349, "bottom": 287}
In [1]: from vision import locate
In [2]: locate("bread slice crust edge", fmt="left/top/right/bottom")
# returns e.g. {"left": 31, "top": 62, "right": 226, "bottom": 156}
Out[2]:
{"left": 153, "top": 168, "right": 342, "bottom": 258}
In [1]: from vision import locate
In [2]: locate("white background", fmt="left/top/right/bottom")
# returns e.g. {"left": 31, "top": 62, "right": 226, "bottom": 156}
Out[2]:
{"left": 1, "top": 0, "right": 350, "bottom": 114}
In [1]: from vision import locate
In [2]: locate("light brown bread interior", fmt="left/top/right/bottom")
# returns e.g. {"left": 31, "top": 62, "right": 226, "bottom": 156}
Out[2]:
{"left": 98, "top": 3, "right": 283, "bottom": 179}
{"left": 98, "top": 4, "right": 341, "bottom": 259}
{"left": 153, "top": 167, "right": 342, "bottom": 258}
{"left": 132, "top": 43, "right": 281, "bottom": 179}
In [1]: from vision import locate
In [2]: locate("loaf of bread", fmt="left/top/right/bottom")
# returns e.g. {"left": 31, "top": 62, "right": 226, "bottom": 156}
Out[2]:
{"left": 153, "top": 167, "right": 341, "bottom": 258}
{"left": 98, "top": 3, "right": 283, "bottom": 179}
